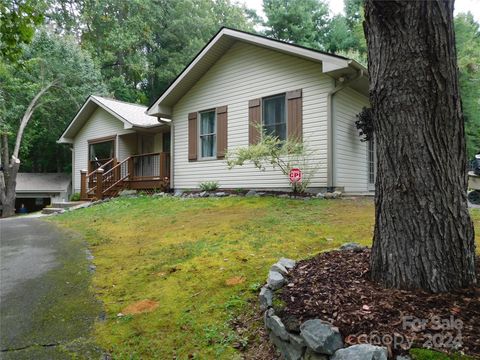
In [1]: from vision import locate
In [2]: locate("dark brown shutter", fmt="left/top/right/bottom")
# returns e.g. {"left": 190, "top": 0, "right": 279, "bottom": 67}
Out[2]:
{"left": 286, "top": 89, "right": 303, "bottom": 142}
{"left": 188, "top": 112, "right": 197, "bottom": 161}
{"left": 249, "top": 98, "right": 261, "bottom": 145}
{"left": 216, "top": 106, "right": 228, "bottom": 159}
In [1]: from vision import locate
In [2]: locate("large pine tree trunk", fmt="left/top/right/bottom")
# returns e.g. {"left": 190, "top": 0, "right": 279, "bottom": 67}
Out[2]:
{"left": 364, "top": 0, "right": 476, "bottom": 292}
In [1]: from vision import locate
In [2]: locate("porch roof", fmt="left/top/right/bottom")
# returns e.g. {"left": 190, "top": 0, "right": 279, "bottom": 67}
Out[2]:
{"left": 58, "top": 96, "right": 166, "bottom": 144}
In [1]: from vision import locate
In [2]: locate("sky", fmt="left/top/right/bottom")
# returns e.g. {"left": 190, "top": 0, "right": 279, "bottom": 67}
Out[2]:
{"left": 241, "top": 0, "right": 480, "bottom": 23}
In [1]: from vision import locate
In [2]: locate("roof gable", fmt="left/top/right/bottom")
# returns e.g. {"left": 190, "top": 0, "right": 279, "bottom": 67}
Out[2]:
{"left": 146, "top": 27, "right": 366, "bottom": 117}
{"left": 58, "top": 96, "right": 163, "bottom": 143}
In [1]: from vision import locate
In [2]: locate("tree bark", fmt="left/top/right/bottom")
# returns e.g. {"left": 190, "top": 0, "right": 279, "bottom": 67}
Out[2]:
{"left": 0, "top": 82, "right": 55, "bottom": 217}
{"left": 364, "top": 0, "right": 476, "bottom": 292}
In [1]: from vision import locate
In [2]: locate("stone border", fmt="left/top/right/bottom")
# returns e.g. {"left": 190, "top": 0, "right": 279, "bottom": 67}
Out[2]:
{"left": 259, "top": 243, "right": 409, "bottom": 360}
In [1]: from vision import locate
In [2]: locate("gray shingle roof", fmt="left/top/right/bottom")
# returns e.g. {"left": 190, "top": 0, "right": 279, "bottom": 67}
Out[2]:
{"left": 91, "top": 96, "right": 160, "bottom": 127}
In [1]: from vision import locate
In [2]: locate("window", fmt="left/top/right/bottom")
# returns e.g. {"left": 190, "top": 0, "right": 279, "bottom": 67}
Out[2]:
{"left": 368, "top": 139, "right": 375, "bottom": 185}
{"left": 262, "top": 94, "right": 286, "bottom": 141}
{"left": 199, "top": 110, "right": 216, "bottom": 158}
{"left": 89, "top": 140, "right": 114, "bottom": 161}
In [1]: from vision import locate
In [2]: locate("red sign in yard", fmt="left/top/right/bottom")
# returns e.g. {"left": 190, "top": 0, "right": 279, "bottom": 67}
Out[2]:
{"left": 289, "top": 168, "right": 302, "bottom": 183}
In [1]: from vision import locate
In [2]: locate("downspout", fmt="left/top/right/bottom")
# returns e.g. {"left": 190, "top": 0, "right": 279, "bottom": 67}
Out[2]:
{"left": 326, "top": 69, "right": 364, "bottom": 191}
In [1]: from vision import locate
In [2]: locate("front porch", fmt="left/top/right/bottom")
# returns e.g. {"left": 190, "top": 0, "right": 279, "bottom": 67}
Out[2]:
{"left": 80, "top": 152, "right": 170, "bottom": 200}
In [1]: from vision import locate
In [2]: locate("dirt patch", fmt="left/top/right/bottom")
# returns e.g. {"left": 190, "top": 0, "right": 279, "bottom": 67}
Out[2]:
{"left": 279, "top": 249, "right": 480, "bottom": 358}
{"left": 122, "top": 300, "right": 159, "bottom": 315}
{"left": 226, "top": 276, "right": 246, "bottom": 286}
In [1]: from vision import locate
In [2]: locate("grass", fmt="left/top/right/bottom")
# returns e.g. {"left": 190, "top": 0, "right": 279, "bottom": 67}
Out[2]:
{"left": 52, "top": 197, "right": 480, "bottom": 359}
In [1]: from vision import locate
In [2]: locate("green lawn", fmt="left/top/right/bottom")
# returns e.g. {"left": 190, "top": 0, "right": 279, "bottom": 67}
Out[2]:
{"left": 52, "top": 197, "right": 480, "bottom": 359}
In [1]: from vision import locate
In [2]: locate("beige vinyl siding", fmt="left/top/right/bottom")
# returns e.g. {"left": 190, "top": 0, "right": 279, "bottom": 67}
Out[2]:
{"left": 333, "top": 87, "right": 371, "bottom": 193}
{"left": 118, "top": 133, "right": 137, "bottom": 162}
{"left": 171, "top": 41, "right": 333, "bottom": 190}
{"left": 72, "top": 107, "right": 134, "bottom": 192}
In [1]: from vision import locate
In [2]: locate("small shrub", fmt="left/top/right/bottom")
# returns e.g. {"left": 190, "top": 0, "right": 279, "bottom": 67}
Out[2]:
{"left": 199, "top": 181, "right": 219, "bottom": 192}
{"left": 70, "top": 192, "right": 81, "bottom": 201}
{"left": 355, "top": 107, "right": 373, "bottom": 142}
{"left": 226, "top": 126, "right": 320, "bottom": 194}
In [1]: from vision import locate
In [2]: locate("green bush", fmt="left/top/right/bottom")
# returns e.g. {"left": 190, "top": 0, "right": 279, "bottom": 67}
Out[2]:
{"left": 199, "top": 181, "right": 219, "bottom": 192}
{"left": 70, "top": 192, "right": 81, "bottom": 201}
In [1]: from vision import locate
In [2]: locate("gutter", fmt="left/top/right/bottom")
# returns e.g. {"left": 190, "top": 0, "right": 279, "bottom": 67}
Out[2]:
{"left": 326, "top": 68, "right": 364, "bottom": 190}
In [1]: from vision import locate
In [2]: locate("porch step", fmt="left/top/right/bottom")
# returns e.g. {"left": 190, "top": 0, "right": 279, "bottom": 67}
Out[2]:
{"left": 42, "top": 207, "right": 65, "bottom": 215}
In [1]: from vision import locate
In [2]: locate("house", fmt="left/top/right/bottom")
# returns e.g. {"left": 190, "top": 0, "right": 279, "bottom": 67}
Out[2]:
{"left": 147, "top": 27, "right": 372, "bottom": 194}
{"left": 15, "top": 173, "right": 71, "bottom": 212}
{"left": 59, "top": 27, "right": 373, "bottom": 198}
{"left": 58, "top": 96, "right": 170, "bottom": 199}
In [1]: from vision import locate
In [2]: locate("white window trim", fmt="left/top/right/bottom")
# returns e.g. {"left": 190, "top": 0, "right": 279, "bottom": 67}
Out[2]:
{"left": 198, "top": 109, "right": 217, "bottom": 160}
{"left": 262, "top": 93, "right": 287, "bottom": 141}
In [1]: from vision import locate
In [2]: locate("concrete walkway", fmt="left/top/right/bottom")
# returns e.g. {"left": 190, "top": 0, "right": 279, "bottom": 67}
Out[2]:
{"left": 0, "top": 217, "right": 102, "bottom": 359}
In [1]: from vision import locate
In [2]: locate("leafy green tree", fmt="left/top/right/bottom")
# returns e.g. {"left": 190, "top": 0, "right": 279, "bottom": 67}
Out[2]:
{"left": 455, "top": 12, "right": 480, "bottom": 159}
{"left": 0, "top": 29, "right": 106, "bottom": 217}
{"left": 0, "top": 0, "right": 46, "bottom": 62}
{"left": 78, "top": 0, "right": 256, "bottom": 104}
{"left": 262, "top": 0, "right": 330, "bottom": 49}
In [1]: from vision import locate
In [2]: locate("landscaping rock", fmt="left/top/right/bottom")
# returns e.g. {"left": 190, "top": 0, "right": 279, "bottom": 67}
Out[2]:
{"left": 264, "top": 308, "right": 275, "bottom": 328}
{"left": 118, "top": 189, "right": 137, "bottom": 197}
{"left": 215, "top": 191, "right": 227, "bottom": 197}
{"left": 300, "top": 319, "right": 343, "bottom": 355}
{"left": 323, "top": 192, "right": 336, "bottom": 199}
{"left": 267, "top": 270, "right": 285, "bottom": 290}
{"left": 331, "top": 344, "right": 388, "bottom": 360}
{"left": 316, "top": 192, "right": 325, "bottom": 199}
{"left": 199, "top": 191, "right": 209, "bottom": 198}
{"left": 271, "top": 262, "right": 289, "bottom": 275}
{"left": 152, "top": 192, "right": 165, "bottom": 197}
{"left": 279, "top": 257, "right": 296, "bottom": 270}
{"left": 174, "top": 190, "right": 183, "bottom": 197}
{"left": 245, "top": 190, "right": 257, "bottom": 197}
{"left": 269, "top": 333, "right": 305, "bottom": 360}
{"left": 266, "top": 314, "right": 290, "bottom": 340}
{"left": 396, "top": 356, "right": 412, "bottom": 360}
{"left": 340, "top": 242, "right": 365, "bottom": 252}
{"left": 259, "top": 286, "right": 273, "bottom": 310}
{"left": 333, "top": 191, "right": 342, "bottom": 198}
{"left": 304, "top": 348, "right": 328, "bottom": 360}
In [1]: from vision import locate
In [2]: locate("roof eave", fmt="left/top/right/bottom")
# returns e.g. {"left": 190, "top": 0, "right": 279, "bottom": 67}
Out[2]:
{"left": 146, "top": 27, "right": 357, "bottom": 117}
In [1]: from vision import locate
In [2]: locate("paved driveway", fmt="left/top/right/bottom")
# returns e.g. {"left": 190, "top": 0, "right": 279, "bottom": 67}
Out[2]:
{"left": 0, "top": 217, "right": 102, "bottom": 359}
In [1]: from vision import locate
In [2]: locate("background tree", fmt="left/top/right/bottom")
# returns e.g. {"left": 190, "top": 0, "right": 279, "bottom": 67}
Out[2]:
{"left": 0, "top": 30, "right": 106, "bottom": 217}
{"left": 77, "top": 0, "right": 257, "bottom": 104}
{"left": 262, "top": 0, "right": 330, "bottom": 48}
{"left": 364, "top": 0, "right": 476, "bottom": 292}
{"left": 0, "top": 0, "right": 46, "bottom": 62}
{"left": 455, "top": 12, "right": 480, "bottom": 159}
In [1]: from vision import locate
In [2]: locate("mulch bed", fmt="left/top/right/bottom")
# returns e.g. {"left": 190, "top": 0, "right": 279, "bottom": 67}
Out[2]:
{"left": 278, "top": 249, "right": 480, "bottom": 359}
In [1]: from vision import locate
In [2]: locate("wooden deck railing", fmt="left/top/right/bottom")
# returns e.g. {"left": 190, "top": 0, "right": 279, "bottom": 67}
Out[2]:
{"left": 80, "top": 152, "right": 170, "bottom": 200}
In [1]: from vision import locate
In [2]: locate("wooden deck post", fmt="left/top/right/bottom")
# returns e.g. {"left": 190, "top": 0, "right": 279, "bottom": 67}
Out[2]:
{"left": 96, "top": 168, "right": 104, "bottom": 200}
{"left": 128, "top": 157, "right": 134, "bottom": 180}
{"left": 80, "top": 170, "right": 87, "bottom": 200}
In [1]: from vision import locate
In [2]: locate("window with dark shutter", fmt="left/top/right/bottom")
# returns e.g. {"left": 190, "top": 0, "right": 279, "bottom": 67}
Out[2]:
{"left": 216, "top": 106, "right": 228, "bottom": 159}
{"left": 286, "top": 89, "right": 302, "bottom": 142}
{"left": 249, "top": 98, "right": 261, "bottom": 145}
{"left": 188, "top": 112, "right": 197, "bottom": 161}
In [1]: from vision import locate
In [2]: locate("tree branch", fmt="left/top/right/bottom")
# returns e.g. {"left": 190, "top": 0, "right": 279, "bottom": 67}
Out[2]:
{"left": 13, "top": 80, "right": 57, "bottom": 159}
